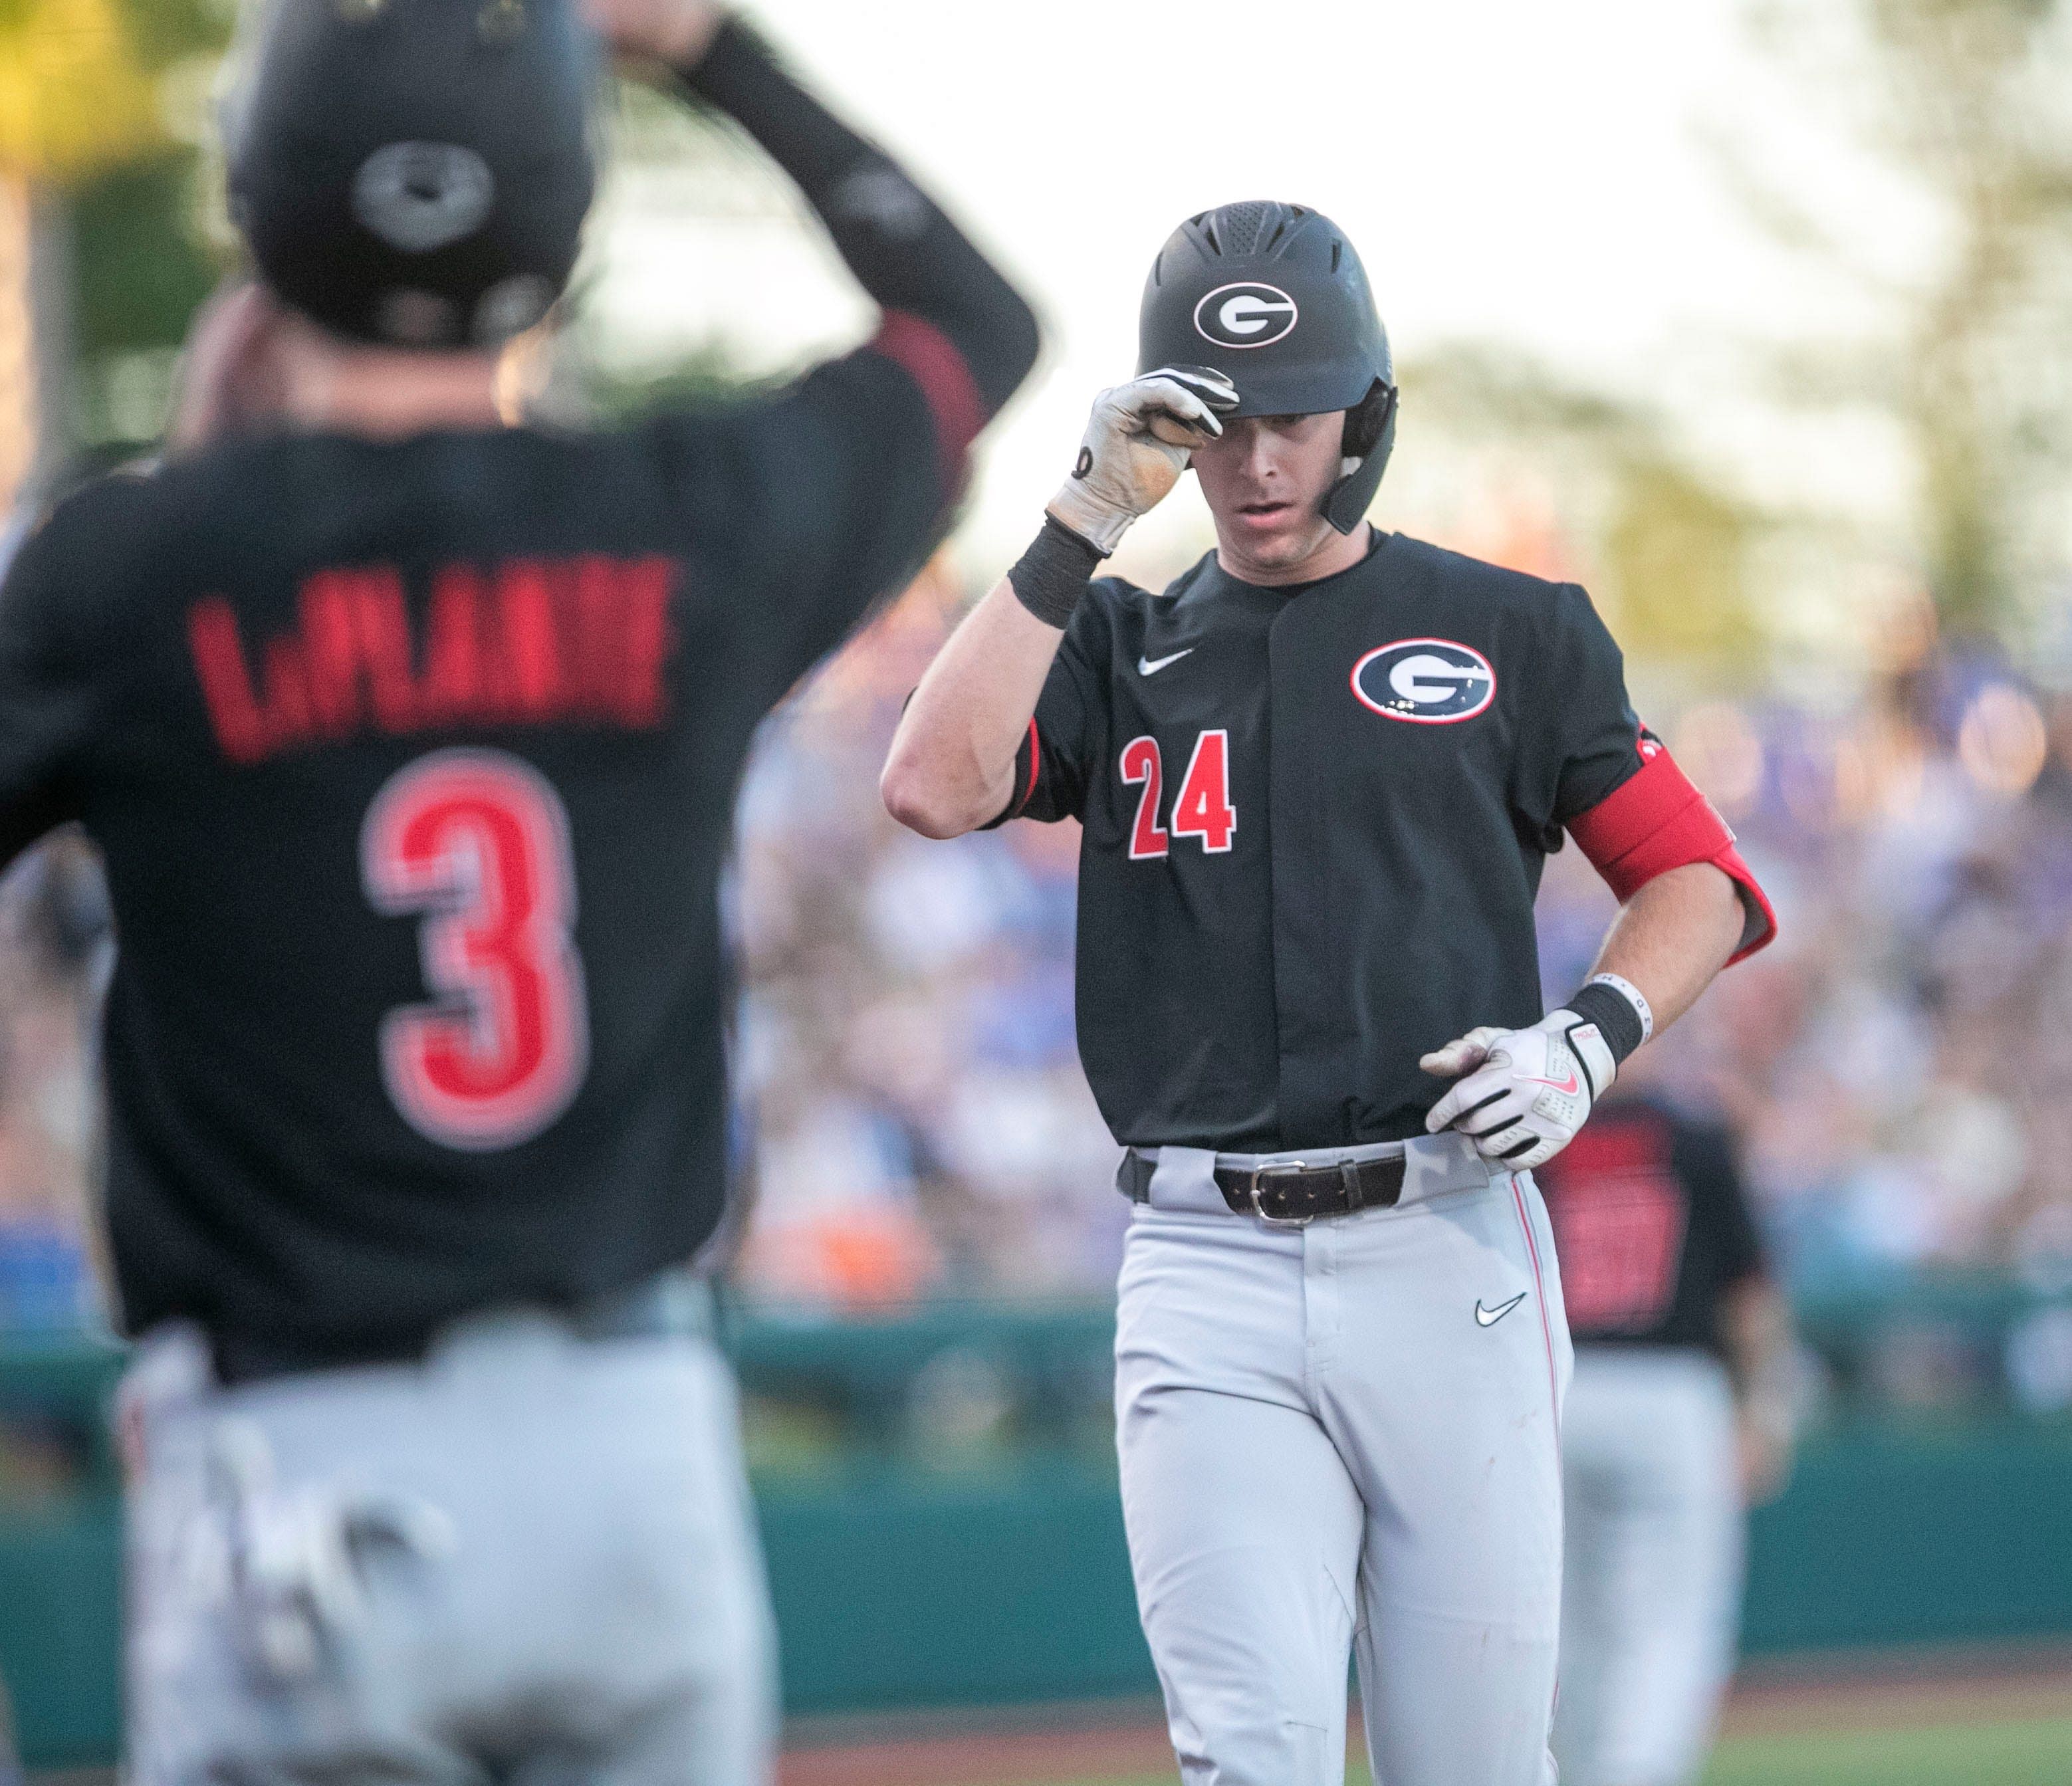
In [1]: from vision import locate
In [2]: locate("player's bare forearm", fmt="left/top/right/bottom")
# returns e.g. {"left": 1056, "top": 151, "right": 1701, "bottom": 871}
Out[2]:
{"left": 1723, "top": 1276, "right": 1792, "bottom": 1399}
{"left": 1588, "top": 861, "right": 1746, "bottom": 1038}
{"left": 1422, "top": 865, "right": 1745, "bottom": 1163}
{"left": 1723, "top": 1274, "right": 1797, "bottom": 1503}
{"left": 881, "top": 579, "right": 1063, "bottom": 837}
{"left": 884, "top": 370, "right": 1236, "bottom": 839}
{"left": 883, "top": 372, "right": 1236, "bottom": 839}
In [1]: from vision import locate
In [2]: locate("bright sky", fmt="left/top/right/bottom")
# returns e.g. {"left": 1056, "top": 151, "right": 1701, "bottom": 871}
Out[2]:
{"left": 582, "top": 0, "right": 1899, "bottom": 571}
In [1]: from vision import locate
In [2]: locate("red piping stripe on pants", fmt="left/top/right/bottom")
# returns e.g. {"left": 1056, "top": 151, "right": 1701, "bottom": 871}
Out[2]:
{"left": 1510, "top": 1172, "right": 1561, "bottom": 1426}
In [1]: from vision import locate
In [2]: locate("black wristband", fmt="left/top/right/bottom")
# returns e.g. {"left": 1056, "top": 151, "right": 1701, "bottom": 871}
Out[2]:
{"left": 1008, "top": 515, "right": 1103, "bottom": 630}
{"left": 1565, "top": 981, "right": 1645, "bottom": 1065}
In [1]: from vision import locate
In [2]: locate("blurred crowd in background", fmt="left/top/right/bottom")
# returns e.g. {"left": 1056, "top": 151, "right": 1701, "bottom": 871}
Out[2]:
{"left": 0, "top": 834, "right": 104, "bottom": 1339}
{"left": 2, "top": 550, "right": 2072, "bottom": 1400}
{"left": 5, "top": 0, "right": 2072, "bottom": 1433}
{"left": 725, "top": 558, "right": 2072, "bottom": 1338}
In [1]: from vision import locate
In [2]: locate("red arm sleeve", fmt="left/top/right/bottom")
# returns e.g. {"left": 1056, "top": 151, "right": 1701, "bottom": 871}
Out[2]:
{"left": 1567, "top": 735, "right": 1778, "bottom": 964}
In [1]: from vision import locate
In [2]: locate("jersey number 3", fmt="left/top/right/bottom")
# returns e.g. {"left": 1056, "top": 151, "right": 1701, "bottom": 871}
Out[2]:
{"left": 361, "top": 749, "right": 590, "bottom": 1151}
{"left": 1120, "top": 731, "right": 1236, "bottom": 859}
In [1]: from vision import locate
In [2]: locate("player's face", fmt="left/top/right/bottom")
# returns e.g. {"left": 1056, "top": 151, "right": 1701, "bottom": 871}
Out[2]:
{"left": 1191, "top": 410, "right": 1348, "bottom": 580}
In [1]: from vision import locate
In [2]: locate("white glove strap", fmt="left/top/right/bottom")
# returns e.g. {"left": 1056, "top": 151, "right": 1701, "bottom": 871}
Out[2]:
{"left": 1558, "top": 1014, "right": 1619, "bottom": 1101}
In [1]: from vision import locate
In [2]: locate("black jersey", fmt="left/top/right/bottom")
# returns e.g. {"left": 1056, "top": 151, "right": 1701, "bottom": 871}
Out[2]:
{"left": 1535, "top": 1094, "right": 1766, "bottom": 1359}
{"left": 0, "top": 21, "right": 1037, "bottom": 1366}
{"left": 1, "top": 362, "right": 939, "bottom": 1360}
{"left": 997, "top": 530, "right": 1653, "bottom": 1151}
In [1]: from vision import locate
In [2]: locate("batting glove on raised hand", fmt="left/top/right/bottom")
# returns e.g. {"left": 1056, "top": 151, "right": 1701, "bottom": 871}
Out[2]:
{"left": 1419, "top": 1009, "right": 1619, "bottom": 1171}
{"left": 1047, "top": 367, "right": 1238, "bottom": 554}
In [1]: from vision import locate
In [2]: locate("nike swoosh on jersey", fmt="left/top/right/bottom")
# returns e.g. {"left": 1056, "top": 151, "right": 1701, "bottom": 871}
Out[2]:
{"left": 1137, "top": 649, "right": 1194, "bottom": 677}
{"left": 1475, "top": 1292, "right": 1528, "bottom": 1327}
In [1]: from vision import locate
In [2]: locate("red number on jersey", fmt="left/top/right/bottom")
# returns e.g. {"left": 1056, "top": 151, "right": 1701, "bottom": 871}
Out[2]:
{"left": 362, "top": 749, "right": 589, "bottom": 1150}
{"left": 1119, "top": 735, "right": 1171, "bottom": 859}
{"left": 1170, "top": 729, "right": 1236, "bottom": 853}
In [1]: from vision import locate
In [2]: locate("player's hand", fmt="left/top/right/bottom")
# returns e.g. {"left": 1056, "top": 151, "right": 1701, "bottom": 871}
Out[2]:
{"left": 1419, "top": 1009, "right": 1618, "bottom": 1171}
{"left": 1047, "top": 367, "right": 1238, "bottom": 555}
{"left": 581, "top": 0, "right": 727, "bottom": 66}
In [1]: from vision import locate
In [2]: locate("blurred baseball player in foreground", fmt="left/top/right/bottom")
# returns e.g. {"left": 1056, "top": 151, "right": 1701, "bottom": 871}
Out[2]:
{"left": 884, "top": 202, "right": 1776, "bottom": 1785}
{"left": 1537, "top": 1061, "right": 1796, "bottom": 1786}
{"left": 0, "top": 0, "right": 1034, "bottom": 1778}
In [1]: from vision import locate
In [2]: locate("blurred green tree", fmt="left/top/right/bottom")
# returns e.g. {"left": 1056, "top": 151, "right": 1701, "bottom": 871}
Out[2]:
{"left": 1403, "top": 346, "right": 1770, "bottom": 682}
{"left": 0, "top": 0, "right": 171, "bottom": 185}
{"left": 1736, "top": 0, "right": 2072, "bottom": 641}
{"left": 0, "top": 0, "right": 225, "bottom": 181}
{"left": 0, "top": 0, "right": 230, "bottom": 487}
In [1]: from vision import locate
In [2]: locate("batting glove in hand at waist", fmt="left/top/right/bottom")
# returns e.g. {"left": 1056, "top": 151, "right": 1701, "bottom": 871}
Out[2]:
{"left": 1048, "top": 367, "right": 1238, "bottom": 554}
{"left": 1419, "top": 1010, "right": 1619, "bottom": 1172}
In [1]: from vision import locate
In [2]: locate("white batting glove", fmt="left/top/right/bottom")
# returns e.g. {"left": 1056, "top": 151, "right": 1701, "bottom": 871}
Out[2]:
{"left": 1419, "top": 1010, "right": 1619, "bottom": 1171}
{"left": 1046, "top": 366, "right": 1238, "bottom": 554}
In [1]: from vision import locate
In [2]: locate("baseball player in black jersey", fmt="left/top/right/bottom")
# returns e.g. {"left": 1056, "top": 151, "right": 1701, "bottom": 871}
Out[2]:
{"left": 884, "top": 201, "right": 1776, "bottom": 1786}
{"left": 1537, "top": 1077, "right": 1795, "bottom": 1786}
{"left": 0, "top": 1, "right": 1035, "bottom": 1779}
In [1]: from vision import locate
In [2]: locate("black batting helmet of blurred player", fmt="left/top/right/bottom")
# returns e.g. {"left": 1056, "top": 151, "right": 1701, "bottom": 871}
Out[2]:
{"left": 223, "top": 0, "right": 600, "bottom": 350}
{"left": 1137, "top": 201, "right": 1397, "bottom": 534}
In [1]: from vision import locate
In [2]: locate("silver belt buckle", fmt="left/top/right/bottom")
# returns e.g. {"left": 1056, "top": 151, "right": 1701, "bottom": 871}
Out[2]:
{"left": 1248, "top": 1161, "right": 1315, "bottom": 1227}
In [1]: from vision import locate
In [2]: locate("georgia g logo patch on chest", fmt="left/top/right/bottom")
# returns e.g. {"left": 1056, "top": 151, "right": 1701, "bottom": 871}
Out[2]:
{"left": 1351, "top": 638, "right": 1496, "bottom": 725}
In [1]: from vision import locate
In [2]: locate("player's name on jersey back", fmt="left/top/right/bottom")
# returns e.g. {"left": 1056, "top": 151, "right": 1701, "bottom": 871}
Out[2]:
{"left": 187, "top": 554, "right": 679, "bottom": 764}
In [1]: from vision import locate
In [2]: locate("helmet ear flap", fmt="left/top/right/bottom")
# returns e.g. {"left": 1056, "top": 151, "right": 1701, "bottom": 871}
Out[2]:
{"left": 1341, "top": 378, "right": 1396, "bottom": 459}
{"left": 1323, "top": 378, "right": 1399, "bottom": 535}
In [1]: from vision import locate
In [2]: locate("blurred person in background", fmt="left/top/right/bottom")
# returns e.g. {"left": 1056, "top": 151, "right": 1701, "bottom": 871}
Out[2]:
{"left": 0, "top": 0, "right": 1035, "bottom": 1780}
{"left": 731, "top": 639, "right": 1121, "bottom": 1305}
{"left": 0, "top": 834, "right": 109, "bottom": 1333}
{"left": 884, "top": 199, "right": 1772, "bottom": 1786}
{"left": 1536, "top": 1050, "right": 1795, "bottom": 1786}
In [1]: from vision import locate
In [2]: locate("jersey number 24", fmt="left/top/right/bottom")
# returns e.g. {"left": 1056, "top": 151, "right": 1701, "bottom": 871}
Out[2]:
{"left": 361, "top": 748, "right": 590, "bottom": 1151}
{"left": 1119, "top": 730, "right": 1236, "bottom": 859}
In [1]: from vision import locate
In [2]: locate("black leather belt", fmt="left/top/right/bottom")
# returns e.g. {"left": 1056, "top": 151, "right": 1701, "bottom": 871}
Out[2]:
{"left": 209, "top": 1266, "right": 718, "bottom": 1388}
{"left": 1117, "top": 1148, "right": 1406, "bottom": 1225}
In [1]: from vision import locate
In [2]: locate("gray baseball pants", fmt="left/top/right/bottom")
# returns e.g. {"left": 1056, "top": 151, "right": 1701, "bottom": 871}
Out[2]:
{"left": 121, "top": 1293, "right": 776, "bottom": 1786}
{"left": 1114, "top": 1135, "right": 1572, "bottom": 1786}
{"left": 1554, "top": 1346, "right": 1743, "bottom": 1786}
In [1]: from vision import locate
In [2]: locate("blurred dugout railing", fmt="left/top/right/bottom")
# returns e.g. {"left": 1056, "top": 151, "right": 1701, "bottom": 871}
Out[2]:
{"left": 3, "top": 1281, "right": 2071, "bottom": 1768}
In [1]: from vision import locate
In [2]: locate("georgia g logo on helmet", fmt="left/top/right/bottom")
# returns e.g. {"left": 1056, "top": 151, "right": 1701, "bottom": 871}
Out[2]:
{"left": 1351, "top": 639, "right": 1496, "bottom": 725}
{"left": 1193, "top": 282, "right": 1299, "bottom": 350}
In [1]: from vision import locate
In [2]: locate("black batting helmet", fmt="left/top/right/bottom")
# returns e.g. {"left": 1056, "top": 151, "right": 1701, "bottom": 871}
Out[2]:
{"left": 225, "top": 0, "right": 600, "bottom": 350}
{"left": 1137, "top": 201, "right": 1397, "bottom": 534}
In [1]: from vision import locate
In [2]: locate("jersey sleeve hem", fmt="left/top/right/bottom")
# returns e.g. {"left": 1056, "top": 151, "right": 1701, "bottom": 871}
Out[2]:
{"left": 978, "top": 717, "right": 1041, "bottom": 830}
{"left": 1567, "top": 740, "right": 1778, "bottom": 964}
